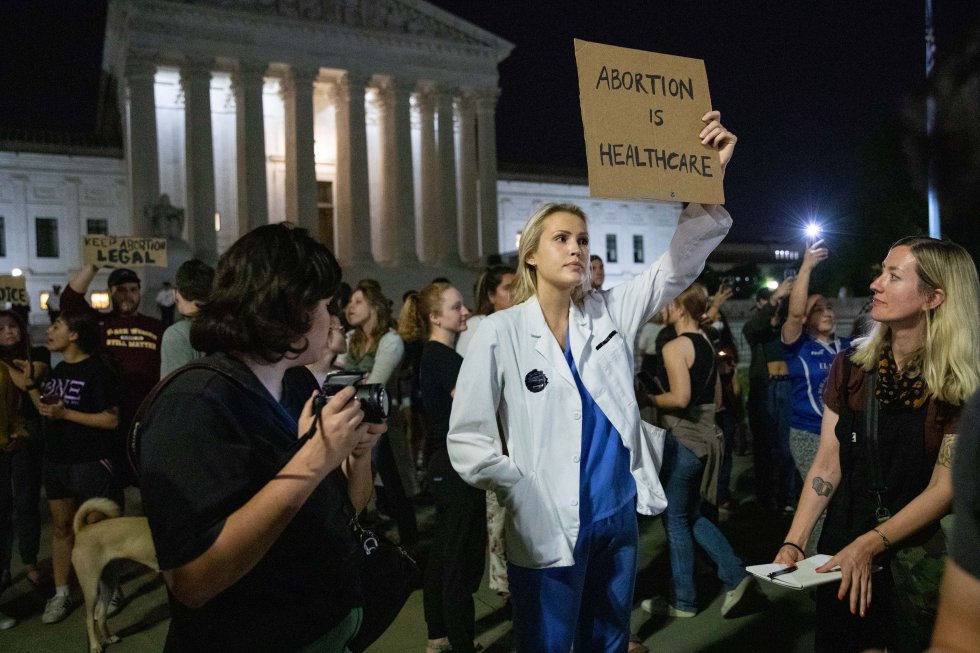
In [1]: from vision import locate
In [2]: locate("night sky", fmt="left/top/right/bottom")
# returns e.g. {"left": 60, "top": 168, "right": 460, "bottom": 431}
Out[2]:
{"left": 3, "top": 0, "right": 980, "bottom": 244}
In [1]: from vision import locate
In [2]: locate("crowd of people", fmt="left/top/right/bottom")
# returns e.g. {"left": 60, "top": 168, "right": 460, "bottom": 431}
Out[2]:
{"left": 0, "top": 108, "right": 977, "bottom": 653}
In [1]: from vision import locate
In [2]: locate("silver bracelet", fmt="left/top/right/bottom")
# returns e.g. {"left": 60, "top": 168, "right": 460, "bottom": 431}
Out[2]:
{"left": 872, "top": 527, "right": 891, "bottom": 550}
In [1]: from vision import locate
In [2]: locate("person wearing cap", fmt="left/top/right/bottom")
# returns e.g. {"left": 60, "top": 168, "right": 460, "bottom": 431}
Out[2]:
{"left": 60, "top": 264, "right": 163, "bottom": 486}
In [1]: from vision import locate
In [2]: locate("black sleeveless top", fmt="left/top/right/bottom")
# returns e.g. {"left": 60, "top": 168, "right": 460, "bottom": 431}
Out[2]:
{"left": 656, "top": 332, "right": 716, "bottom": 409}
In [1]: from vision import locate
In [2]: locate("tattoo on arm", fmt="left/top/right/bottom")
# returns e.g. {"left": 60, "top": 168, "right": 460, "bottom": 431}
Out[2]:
{"left": 937, "top": 434, "right": 956, "bottom": 469}
{"left": 812, "top": 476, "right": 834, "bottom": 497}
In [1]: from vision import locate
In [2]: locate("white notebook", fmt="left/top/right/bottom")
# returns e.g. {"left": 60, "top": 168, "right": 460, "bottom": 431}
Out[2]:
{"left": 746, "top": 554, "right": 842, "bottom": 590}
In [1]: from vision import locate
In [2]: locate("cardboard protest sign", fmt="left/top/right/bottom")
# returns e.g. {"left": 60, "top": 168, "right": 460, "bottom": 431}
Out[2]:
{"left": 0, "top": 276, "right": 28, "bottom": 306}
{"left": 574, "top": 39, "right": 724, "bottom": 205}
{"left": 83, "top": 235, "right": 168, "bottom": 267}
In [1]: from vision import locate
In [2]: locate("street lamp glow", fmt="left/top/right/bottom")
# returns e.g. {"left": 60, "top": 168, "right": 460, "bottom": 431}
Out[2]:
{"left": 11, "top": 268, "right": 22, "bottom": 277}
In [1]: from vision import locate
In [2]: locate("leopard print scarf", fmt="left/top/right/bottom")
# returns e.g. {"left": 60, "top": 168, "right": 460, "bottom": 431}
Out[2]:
{"left": 874, "top": 347, "right": 927, "bottom": 409}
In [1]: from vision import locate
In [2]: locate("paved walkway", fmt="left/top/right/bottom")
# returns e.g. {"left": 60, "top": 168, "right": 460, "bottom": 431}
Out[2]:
{"left": 0, "top": 454, "right": 816, "bottom": 652}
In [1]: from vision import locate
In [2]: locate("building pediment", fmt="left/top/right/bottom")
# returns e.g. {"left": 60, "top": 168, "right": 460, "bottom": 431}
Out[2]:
{"left": 169, "top": 0, "right": 509, "bottom": 50}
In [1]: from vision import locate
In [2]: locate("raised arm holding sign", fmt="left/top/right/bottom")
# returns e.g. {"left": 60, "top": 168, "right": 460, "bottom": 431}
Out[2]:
{"left": 445, "top": 75, "right": 736, "bottom": 648}
{"left": 575, "top": 39, "right": 733, "bottom": 205}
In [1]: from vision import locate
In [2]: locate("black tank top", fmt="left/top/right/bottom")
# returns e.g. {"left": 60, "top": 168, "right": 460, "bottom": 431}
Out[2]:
{"left": 655, "top": 331, "right": 717, "bottom": 408}
{"left": 683, "top": 332, "right": 717, "bottom": 406}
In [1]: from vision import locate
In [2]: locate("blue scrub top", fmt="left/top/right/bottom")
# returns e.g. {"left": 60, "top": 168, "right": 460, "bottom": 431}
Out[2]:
{"left": 564, "top": 331, "right": 636, "bottom": 524}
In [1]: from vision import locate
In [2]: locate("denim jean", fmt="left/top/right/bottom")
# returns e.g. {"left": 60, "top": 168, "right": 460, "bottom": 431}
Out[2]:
{"left": 766, "top": 376, "right": 800, "bottom": 505}
{"left": 748, "top": 378, "right": 776, "bottom": 507}
{"left": 1, "top": 433, "right": 44, "bottom": 577}
{"left": 660, "top": 435, "right": 747, "bottom": 612}
{"left": 715, "top": 409, "right": 738, "bottom": 504}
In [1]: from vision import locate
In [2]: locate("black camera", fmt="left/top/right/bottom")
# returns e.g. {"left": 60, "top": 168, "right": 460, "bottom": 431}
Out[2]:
{"left": 313, "top": 370, "right": 390, "bottom": 424}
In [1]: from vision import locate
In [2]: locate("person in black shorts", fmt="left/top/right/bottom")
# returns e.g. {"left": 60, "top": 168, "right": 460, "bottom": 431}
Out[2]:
{"left": 34, "top": 312, "right": 121, "bottom": 624}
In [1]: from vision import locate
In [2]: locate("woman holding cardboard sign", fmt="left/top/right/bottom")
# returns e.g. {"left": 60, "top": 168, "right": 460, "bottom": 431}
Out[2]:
{"left": 447, "top": 111, "right": 735, "bottom": 652}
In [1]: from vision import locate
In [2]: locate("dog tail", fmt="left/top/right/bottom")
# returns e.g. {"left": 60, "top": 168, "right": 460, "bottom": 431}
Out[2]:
{"left": 73, "top": 497, "right": 123, "bottom": 536}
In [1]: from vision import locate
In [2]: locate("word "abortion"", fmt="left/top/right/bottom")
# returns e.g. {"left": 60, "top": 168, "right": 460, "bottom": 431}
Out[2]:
{"left": 594, "top": 67, "right": 695, "bottom": 100}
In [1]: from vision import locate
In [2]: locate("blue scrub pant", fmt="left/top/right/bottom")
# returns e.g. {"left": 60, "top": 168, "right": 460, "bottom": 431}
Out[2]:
{"left": 507, "top": 499, "right": 637, "bottom": 653}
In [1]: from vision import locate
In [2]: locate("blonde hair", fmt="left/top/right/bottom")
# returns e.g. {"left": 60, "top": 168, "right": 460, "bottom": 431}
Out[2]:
{"left": 512, "top": 203, "right": 591, "bottom": 306}
{"left": 348, "top": 280, "right": 394, "bottom": 361}
{"left": 851, "top": 237, "right": 980, "bottom": 405}
{"left": 398, "top": 283, "right": 450, "bottom": 342}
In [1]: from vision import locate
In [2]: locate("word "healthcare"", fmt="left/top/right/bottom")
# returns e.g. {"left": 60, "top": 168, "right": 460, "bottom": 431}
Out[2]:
{"left": 598, "top": 143, "right": 714, "bottom": 177}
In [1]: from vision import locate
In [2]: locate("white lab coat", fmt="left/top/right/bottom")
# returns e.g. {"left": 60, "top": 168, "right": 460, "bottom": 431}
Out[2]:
{"left": 447, "top": 203, "right": 732, "bottom": 568}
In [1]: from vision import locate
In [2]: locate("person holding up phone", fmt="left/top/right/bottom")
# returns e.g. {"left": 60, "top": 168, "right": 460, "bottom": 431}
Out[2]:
{"left": 780, "top": 239, "right": 850, "bottom": 554}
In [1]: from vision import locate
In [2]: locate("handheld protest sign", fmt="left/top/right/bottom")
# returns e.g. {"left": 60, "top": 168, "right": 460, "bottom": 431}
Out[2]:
{"left": 0, "top": 276, "right": 28, "bottom": 307}
{"left": 574, "top": 38, "right": 724, "bottom": 205}
{"left": 83, "top": 235, "right": 168, "bottom": 267}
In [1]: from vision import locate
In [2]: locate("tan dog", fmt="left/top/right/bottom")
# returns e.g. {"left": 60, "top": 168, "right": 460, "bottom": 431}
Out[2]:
{"left": 71, "top": 497, "right": 159, "bottom": 653}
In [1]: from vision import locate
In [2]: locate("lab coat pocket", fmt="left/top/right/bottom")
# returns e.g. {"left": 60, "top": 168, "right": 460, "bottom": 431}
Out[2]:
{"left": 500, "top": 472, "right": 563, "bottom": 566}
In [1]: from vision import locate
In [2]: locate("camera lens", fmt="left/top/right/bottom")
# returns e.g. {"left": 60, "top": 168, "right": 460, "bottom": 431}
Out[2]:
{"left": 355, "top": 385, "right": 389, "bottom": 423}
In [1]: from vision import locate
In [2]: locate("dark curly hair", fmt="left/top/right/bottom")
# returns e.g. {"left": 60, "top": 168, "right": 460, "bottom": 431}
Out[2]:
{"left": 190, "top": 223, "right": 342, "bottom": 363}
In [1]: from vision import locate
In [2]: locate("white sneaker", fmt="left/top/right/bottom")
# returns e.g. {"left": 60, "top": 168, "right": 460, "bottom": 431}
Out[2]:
{"left": 640, "top": 596, "right": 696, "bottom": 618}
{"left": 106, "top": 586, "right": 125, "bottom": 617}
{"left": 42, "top": 594, "right": 75, "bottom": 624}
{"left": 721, "top": 575, "right": 757, "bottom": 618}
{"left": 0, "top": 610, "right": 16, "bottom": 630}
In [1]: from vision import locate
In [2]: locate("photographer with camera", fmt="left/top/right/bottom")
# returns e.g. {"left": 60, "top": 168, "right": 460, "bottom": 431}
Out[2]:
{"left": 138, "top": 223, "right": 386, "bottom": 652}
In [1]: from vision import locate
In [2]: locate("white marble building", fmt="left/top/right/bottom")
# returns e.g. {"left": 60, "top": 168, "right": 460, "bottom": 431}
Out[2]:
{"left": 0, "top": 0, "right": 683, "bottom": 320}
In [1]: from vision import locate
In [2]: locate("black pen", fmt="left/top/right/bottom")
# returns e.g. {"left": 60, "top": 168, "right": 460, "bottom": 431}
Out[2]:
{"left": 767, "top": 565, "right": 797, "bottom": 579}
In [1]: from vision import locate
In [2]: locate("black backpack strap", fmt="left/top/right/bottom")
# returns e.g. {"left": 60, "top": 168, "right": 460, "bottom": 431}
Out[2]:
{"left": 127, "top": 361, "right": 250, "bottom": 480}
{"left": 862, "top": 369, "right": 890, "bottom": 522}
{"left": 836, "top": 347, "right": 857, "bottom": 421}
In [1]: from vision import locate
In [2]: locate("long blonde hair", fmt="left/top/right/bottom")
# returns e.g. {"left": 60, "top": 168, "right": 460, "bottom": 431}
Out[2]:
{"left": 511, "top": 203, "right": 592, "bottom": 306}
{"left": 348, "top": 280, "right": 394, "bottom": 361}
{"left": 851, "top": 237, "right": 980, "bottom": 405}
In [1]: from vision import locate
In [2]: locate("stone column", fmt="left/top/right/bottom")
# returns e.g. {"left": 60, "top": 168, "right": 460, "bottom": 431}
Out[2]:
{"left": 181, "top": 59, "right": 218, "bottom": 264}
{"left": 392, "top": 81, "right": 419, "bottom": 266}
{"left": 436, "top": 87, "right": 460, "bottom": 266}
{"left": 233, "top": 61, "right": 269, "bottom": 234}
{"left": 476, "top": 88, "right": 500, "bottom": 258}
{"left": 124, "top": 55, "right": 160, "bottom": 237}
{"left": 281, "top": 65, "right": 319, "bottom": 234}
{"left": 377, "top": 80, "right": 418, "bottom": 266}
{"left": 456, "top": 93, "right": 479, "bottom": 263}
{"left": 334, "top": 71, "right": 373, "bottom": 266}
{"left": 417, "top": 87, "right": 439, "bottom": 264}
